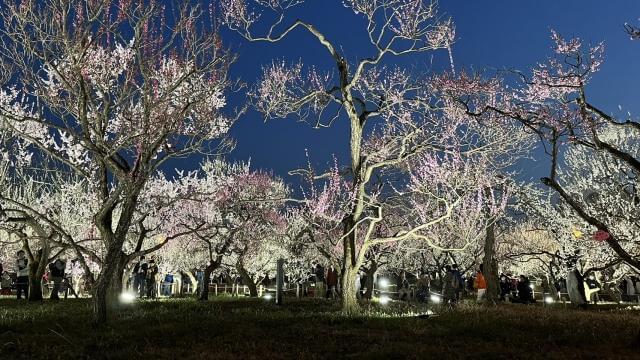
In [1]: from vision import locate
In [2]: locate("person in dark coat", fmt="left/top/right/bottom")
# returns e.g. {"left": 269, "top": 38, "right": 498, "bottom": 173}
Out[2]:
{"left": 146, "top": 256, "right": 159, "bottom": 299}
{"left": 314, "top": 264, "right": 325, "bottom": 298}
{"left": 499, "top": 274, "right": 511, "bottom": 301}
{"left": 442, "top": 265, "right": 457, "bottom": 304}
{"left": 326, "top": 266, "right": 339, "bottom": 299}
{"left": 451, "top": 264, "right": 464, "bottom": 300}
{"left": 49, "top": 259, "right": 66, "bottom": 300}
{"left": 132, "top": 256, "right": 148, "bottom": 297}
{"left": 516, "top": 275, "right": 534, "bottom": 304}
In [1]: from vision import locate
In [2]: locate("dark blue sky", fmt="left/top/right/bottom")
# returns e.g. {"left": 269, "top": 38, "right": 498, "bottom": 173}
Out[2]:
{"left": 218, "top": 1, "right": 640, "bottom": 186}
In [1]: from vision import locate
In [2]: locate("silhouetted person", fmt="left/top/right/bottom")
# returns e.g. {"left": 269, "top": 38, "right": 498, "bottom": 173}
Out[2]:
{"left": 49, "top": 259, "right": 66, "bottom": 300}
{"left": 16, "top": 250, "right": 28, "bottom": 299}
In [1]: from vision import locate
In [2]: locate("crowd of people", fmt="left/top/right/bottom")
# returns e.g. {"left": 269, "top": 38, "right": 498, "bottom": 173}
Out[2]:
{"left": 0, "top": 250, "right": 84, "bottom": 300}
{"left": 128, "top": 255, "right": 160, "bottom": 299}
{"left": 5, "top": 249, "right": 640, "bottom": 307}
{"left": 378, "top": 264, "right": 537, "bottom": 305}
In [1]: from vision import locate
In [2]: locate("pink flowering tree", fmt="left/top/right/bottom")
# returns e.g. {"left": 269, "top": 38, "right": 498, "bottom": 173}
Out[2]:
{"left": 155, "top": 160, "right": 289, "bottom": 300}
{"left": 0, "top": 141, "right": 212, "bottom": 301}
{"left": 220, "top": 0, "right": 529, "bottom": 312}
{"left": 447, "top": 28, "right": 640, "bottom": 271}
{"left": 0, "top": 1, "right": 233, "bottom": 322}
{"left": 0, "top": 145, "right": 101, "bottom": 300}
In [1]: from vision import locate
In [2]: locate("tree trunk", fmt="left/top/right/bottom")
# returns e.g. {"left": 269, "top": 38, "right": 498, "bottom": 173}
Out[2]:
{"left": 237, "top": 263, "right": 258, "bottom": 297}
{"left": 28, "top": 248, "right": 48, "bottom": 301}
{"left": 92, "top": 244, "right": 124, "bottom": 324}
{"left": 28, "top": 259, "right": 44, "bottom": 301}
{"left": 199, "top": 266, "right": 214, "bottom": 301}
{"left": 363, "top": 262, "right": 378, "bottom": 300}
{"left": 482, "top": 221, "right": 499, "bottom": 303}
{"left": 341, "top": 265, "right": 359, "bottom": 314}
{"left": 106, "top": 252, "right": 128, "bottom": 309}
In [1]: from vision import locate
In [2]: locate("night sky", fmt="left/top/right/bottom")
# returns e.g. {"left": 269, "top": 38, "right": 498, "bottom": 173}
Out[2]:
{"left": 212, "top": 1, "right": 640, "bottom": 188}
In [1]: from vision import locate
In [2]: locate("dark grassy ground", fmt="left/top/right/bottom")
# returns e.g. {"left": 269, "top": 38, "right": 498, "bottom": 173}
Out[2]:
{"left": 1, "top": 297, "right": 639, "bottom": 359}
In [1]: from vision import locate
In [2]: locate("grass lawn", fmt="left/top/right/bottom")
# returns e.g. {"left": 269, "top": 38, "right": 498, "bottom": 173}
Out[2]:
{"left": 1, "top": 297, "right": 639, "bottom": 359}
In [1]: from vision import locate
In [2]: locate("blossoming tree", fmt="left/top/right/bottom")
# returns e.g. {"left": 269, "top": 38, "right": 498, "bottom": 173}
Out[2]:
{"left": 0, "top": 0, "right": 233, "bottom": 322}
{"left": 219, "top": 0, "right": 529, "bottom": 312}
{"left": 447, "top": 28, "right": 640, "bottom": 271}
{"left": 156, "top": 160, "right": 289, "bottom": 300}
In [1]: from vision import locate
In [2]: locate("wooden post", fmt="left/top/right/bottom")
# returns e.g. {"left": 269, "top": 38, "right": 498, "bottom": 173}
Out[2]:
{"left": 276, "top": 258, "right": 284, "bottom": 305}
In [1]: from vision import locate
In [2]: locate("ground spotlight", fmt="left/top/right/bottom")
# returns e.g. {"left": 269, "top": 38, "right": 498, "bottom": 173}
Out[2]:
{"left": 430, "top": 294, "right": 442, "bottom": 304}
{"left": 379, "top": 295, "right": 391, "bottom": 305}
{"left": 263, "top": 294, "right": 273, "bottom": 301}
{"left": 544, "top": 296, "right": 554, "bottom": 304}
{"left": 379, "top": 278, "right": 390, "bottom": 289}
{"left": 119, "top": 292, "right": 136, "bottom": 304}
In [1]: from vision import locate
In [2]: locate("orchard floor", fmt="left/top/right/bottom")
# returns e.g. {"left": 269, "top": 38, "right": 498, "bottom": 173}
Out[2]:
{"left": 1, "top": 297, "right": 639, "bottom": 360}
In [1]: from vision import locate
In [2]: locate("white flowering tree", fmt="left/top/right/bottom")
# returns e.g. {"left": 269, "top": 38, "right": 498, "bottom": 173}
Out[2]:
{"left": 0, "top": 142, "right": 100, "bottom": 300}
{"left": 450, "top": 28, "right": 640, "bottom": 271}
{"left": 0, "top": 0, "right": 233, "bottom": 322}
{"left": 219, "top": 0, "right": 530, "bottom": 312}
{"left": 155, "top": 160, "right": 289, "bottom": 300}
{"left": 505, "top": 126, "right": 639, "bottom": 280}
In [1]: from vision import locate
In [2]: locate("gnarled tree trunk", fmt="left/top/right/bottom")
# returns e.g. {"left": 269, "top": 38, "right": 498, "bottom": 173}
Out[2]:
{"left": 363, "top": 261, "right": 378, "bottom": 300}
{"left": 482, "top": 221, "right": 499, "bottom": 303}
{"left": 341, "top": 265, "right": 359, "bottom": 314}
{"left": 28, "top": 248, "right": 49, "bottom": 301}
{"left": 237, "top": 260, "right": 258, "bottom": 297}
{"left": 199, "top": 266, "right": 214, "bottom": 300}
{"left": 106, "top": 252, "right": 128, "bottom": 309}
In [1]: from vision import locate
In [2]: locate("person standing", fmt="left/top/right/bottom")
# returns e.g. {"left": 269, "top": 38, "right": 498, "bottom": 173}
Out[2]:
{"left": 516, "top": 275, "right": 533, "bottom": 304}
{"left": 1, "top": 270, "right": 11, "bottom": 296}
{"left": 314, "top": 264, "right": 325, "bottom": 298}
{"left": 163, "top": 273, "right": 174, "bottom": 296}
{"left": 326, "top": 265, "right": 338, "bottom": 299}
{"left": 15, "top": 250, "right": 29, "bottom": 300}
{"left": 146, "top": 256, "right": 159, "bottom": 299}
{"left": 474, "top": 264, "right": 487, "bottom": 303}
{"left": 584, "top": 273, "right": 601, "bottom": 304}
{"left": 451, "top": 264, "right": 463, "bottom": 301}
{"left": 499, "top": 275, "right": 511, "bottom": 302}
{"left": 196, "top": 268, "right": 205, "bottom": 297}
{"left": 442, "top": 265, "right": 457, "bottom": 305}
{"left": 49, "top": 259, "right": 66, "bottom": 300}
{"left": 132, "top": 256, "right": 147, "bottom": 298}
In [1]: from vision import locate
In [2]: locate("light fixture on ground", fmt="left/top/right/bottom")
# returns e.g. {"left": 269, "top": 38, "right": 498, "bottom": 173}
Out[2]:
{"left": 430, "top": 294, "right": 442, "bottom": 303}
{"left": 544, "top": 296, "right": 554, "bottom": 304}
{"left": 263, "top": 293, "right": 273, "bottom": 301}
{"left": 379, "top": 295, "right": 391, "bottom": 305}
{"left": 379, "top": 278, "right": 390, "bottom": 289}
{"left": 119, "top": 292, "right": 136, "bottom": 304}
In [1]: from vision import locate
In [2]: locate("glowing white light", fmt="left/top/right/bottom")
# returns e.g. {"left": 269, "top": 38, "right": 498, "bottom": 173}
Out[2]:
{"left": 119, "top": 292, "right": 136, "bottom": 304}
{"left": 263, "top": 294, "right": 273, "bottom": 301}
{"left": 379, "top": 279, "right": 390, "bottom": 289}
{"left": 544, "top": 296, "right": 554, "bottom": 304}
{"left": 529, "top": 284, "right": 535, "bottom": 289}
{"left": 379, "top": 295, "right": 391, "bottom": 305}
{"left": 430, "top": 294, "right": 442, "bottom": 303}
